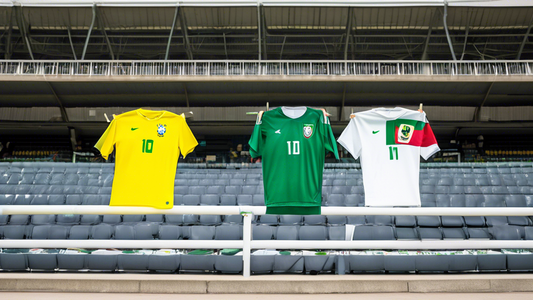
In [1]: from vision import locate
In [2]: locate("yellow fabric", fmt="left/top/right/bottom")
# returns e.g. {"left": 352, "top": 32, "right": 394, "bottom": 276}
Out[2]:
{"left": 95, "top": 108, "right": 198, "bottom": 209}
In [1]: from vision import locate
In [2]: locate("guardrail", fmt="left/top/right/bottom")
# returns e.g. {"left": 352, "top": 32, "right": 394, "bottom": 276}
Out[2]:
{"left": 0, "top": 60, "right": 532, "bottom": 77}
{"left": 2, "top": 205, "right": 533, "bottom": 276}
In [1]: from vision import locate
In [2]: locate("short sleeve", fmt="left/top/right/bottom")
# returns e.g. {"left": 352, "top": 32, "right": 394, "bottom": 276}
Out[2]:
{"left": 178, "top": 118, "right": 198, "bottom": 158}
{"left": 420, "top": 122, "right": 440, "bottom": 160}
{"left": 94, "top": 119, "right": 117, "bottom": 160}
{"left": 248, "top": 123, "right": 263, "bottom": 158}
{"left": 337, "top": 117, "right": 362, "bottom": 159}
{"left": 322, "top": 114, "right": 339, "bottom": 159}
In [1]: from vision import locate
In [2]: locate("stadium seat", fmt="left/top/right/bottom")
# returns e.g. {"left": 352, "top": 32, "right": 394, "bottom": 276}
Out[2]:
{"left": 299, "top": 226, "right": 328, "bottom": 240}
{"left": 189, "top": 226, "right": 215, "bottom": 240}
{"left": 353, "top": 226, "right": 395, "bottom": 240}
{"left": 276, "top": 226, "right": 299, "bottom": 240}
{"left": 158, "top": 225, "right": 181, "bottom": 240}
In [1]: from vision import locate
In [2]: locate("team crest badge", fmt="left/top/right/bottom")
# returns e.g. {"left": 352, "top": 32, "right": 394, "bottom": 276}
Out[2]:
{"left": 157, "top": 124, "right": 166, "bottom": 137}
{"left": 303, "top": 124, "right": 314, "bottom": 139}
{"left": 397, "top": 124, "right": 414, "bottom": 143}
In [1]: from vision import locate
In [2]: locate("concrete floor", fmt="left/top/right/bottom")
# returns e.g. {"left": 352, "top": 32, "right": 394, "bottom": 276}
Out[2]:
{"left": 2, "top": 293, "right": 533, "bottom": 300}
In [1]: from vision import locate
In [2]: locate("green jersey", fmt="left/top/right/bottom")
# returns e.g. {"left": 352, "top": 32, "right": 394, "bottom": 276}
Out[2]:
{"left": 249, "top": 107, "right": 339, "bottom": 215}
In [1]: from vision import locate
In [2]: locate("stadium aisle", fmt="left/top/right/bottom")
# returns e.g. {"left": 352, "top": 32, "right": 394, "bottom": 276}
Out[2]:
{"left": 2, "top": 293, "right": 533, "bottom": 300}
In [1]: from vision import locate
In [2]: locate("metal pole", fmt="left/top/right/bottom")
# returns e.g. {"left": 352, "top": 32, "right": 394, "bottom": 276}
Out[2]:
{"left": 67, "top": 26, "right": 77, "bottom": 60}
{"left": 344, "top": 7, "right": 353, "bottom": 61}
{"left": 81, "top": 5, "right": 97, "bottom": 60}
{"left": 516, "top": 12, "right": 533, "bottom": 60}
{"left": 242, "top": 212, "right": 252, "bottom": 277}
{"left": 443, "top": 1, "right": 457, "bottom": 61}
{"left": 257, "top": 3, "right": 261, "bottom": 60}
{"left": 279, "top": 36, "right": 286, "bottom": 59}
{"left": 16, "top": 6, "right": 34, "bottom": 60}
{"left": 261, "top": 4, "right": 267, "bottom": 60}
{"left": 178, "top": 7, "right": 193, "bottom": 59}
{"left": 95, "top": 5, "right": 114, "bottom": 60}
{"left": 4, "top": 7, "right": 13, "bottom": 59}
{"left": 422, "top": 9, "right": 440, "bottom": 60}
{"left": 165, "top": 5, "right": 179, "bottom": 60}
{"left": 460, "top": 10, "right": 471, "bottom": 60}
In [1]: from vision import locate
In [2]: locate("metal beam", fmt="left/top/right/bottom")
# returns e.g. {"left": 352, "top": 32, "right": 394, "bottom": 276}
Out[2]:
{"left": 165, "top": 5, "right": 180, "bottom": 60}
{"left": 15, "top": 6, "right": 34, "bottom": 60}
{"left": 260, "top": 4, "right": 267, "bottom": 60}
{"left": 67, "top": 26, "right": 77, "bottom": 60}
{"left": 257, "top": 3, "right": 262, "bottom": 60}
{"left": 460, "top": 10, "right": 471, "bottom": 60}
{"left": 183, "top": 83, "right": 190, "bottom": 108}
{"left": 344, "top": 7, "right": 353, "bottom": 61}
{"left": 516, "top": 12, "right": 533, "bottom": 60}
{"left": 46, "top": 82, "right": 69, "bottom": 123}
{"left": 339, "top": 82, "right": 346, "bottom": 122}
{"left": 474, "top": 81, "right": 494, "bottom": 122}
{"left": 65, "top": 9, "right": 77, "bottom": 60}
{"left": 442, "top": 1, "right": 457, "bottom": 61}
{"left": 4, "top": 7, "right": 13, "bottom": 59}
{"left": 422, "top": 9, "right": 440, "bottom": 60}
{"left": 95, "top": 5, "right": 114, "bottom": 60}
{"left": 178, "top": 7, "right": 193, "bottom": 60}
{"left": 279, "top": 36, "right": 286, "bottom": 59}
{"left": 81, "top": 5, "right": 97, "bottom": 60}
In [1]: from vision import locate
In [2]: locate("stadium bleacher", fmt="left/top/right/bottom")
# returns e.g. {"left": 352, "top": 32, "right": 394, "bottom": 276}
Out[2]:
{"left": 1, "top": 162, "right": 532, "bottom": 274}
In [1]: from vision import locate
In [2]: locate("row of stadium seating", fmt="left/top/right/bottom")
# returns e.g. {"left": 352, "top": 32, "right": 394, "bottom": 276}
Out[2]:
{"left": 4, "top": 251, "right": 532, "bottom": 273}
{"left": 3, "top": 172, "right": 533, "bottom": 183}
{"left": 1, "top": 162, "right": 532, "bottom": 273}
{"left": 1, "top": 186, "right": 532, "bottom": 199}
{"left": 1, "top": 224, "right": 532, "bottom": 240}
{"left": 2, "top": 193, "right": 533, "bottom": 207}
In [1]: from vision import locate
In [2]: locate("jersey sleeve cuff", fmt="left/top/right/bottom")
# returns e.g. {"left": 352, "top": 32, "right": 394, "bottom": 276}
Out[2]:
{"left": 337, "top": 138, "right": 359, "bottom": 160}
{"left": 421, "top": 144, "right": 440, "bottom": 160}
{"left": 181, "top": 142, "right": 198, "bottom": 158}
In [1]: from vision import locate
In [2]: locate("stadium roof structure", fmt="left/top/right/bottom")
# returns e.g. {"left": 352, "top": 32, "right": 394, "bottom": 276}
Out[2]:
{"left": 2, "top": 0, "right": 533, "bottom": 60}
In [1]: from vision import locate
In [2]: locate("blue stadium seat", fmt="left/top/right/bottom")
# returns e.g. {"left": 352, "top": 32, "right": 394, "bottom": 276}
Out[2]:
{"left": 299, "top": 226, "right": 327, "bottom": 240}
{"left": 275, "top": 226, "right": 299, "bottom": 240}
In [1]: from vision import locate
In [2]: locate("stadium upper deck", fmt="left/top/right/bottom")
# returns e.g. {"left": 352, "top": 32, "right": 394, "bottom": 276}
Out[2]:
{"left": 1, "top": 0, "right": 533, "bottom": 60}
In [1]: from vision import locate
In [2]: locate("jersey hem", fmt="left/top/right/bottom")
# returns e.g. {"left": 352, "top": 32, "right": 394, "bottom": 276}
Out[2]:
{"left": 266, "top": 206, "right": 321, "bottom": 215}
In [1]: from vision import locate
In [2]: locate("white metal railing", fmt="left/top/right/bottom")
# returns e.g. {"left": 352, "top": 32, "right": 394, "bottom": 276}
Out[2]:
{"left": 2, "top": 205, "right": 533, "bottom": 277}
{"left": 0, "top": 60, "right": 532, "bottom": 77}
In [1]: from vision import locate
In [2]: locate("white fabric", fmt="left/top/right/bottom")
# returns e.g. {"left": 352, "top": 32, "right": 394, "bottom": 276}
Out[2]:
{"left": 281, "top": 106, "right": 307, "bottom": 119}
{"left": 338, "top": 107, "right": 440, "bottom": 207}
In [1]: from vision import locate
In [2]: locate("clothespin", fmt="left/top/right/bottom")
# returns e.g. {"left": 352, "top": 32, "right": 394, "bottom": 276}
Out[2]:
{"left": 418, "top": 103, "right": 424, "bottom": 113}
{"left": 320, "top": 108, "right": 331, "bottom": 123}
{"left": 256, "top": 110, "right": 264, "bottom": 124}
{"left": 104, "top": 113, "right": 110, "bottom": 123}
{"left": 350, "top": 108, "right": 355, "bottom": 119}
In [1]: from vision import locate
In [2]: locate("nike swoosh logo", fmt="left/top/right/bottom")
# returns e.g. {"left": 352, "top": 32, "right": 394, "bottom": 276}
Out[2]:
{"left": 131, "top": 128, "right": 139, "bottom": 131}
{"left": 372, "top": 130, "right": 379, "bottom": 134}
{"left": 275, "top": 130, "right": 281, "bottom": 134}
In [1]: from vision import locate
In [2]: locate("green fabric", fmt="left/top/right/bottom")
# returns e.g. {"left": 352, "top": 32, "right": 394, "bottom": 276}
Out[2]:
{"left": 220, "top": 249, "right": 241, "bottom": 256}
{"left": 266, "top": 205, "right": 321, "bottom": 215}
{"left": 188, "top": 249, "right": 214, "bottom": 255}
{"left": 386, "top": 118, "right": 426, "bottom": 145}
{"left": 249, "top": 107, "right": 338, "bottom": 216}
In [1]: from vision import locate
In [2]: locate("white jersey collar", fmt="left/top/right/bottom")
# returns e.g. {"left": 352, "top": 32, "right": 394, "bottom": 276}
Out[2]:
{"left": 371, "top": 107, "right": 408, "bottom": 120}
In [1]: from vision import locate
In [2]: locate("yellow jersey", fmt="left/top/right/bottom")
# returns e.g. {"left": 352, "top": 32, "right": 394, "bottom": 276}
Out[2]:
{"left": 95, "top": 108, "right": 198, "bottom": 209}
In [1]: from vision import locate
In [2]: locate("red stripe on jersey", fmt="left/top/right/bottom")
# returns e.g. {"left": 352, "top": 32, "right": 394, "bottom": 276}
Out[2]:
{"left": 394, "top": 124, "right": 434, "bottom": 147}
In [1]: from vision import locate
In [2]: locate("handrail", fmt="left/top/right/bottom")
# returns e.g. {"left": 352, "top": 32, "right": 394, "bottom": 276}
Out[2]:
{"left": 2, "top": 205, "right": 533, "bottom": 216}
{"left": 0, "top": 60, "right": 531, "bottom": 77}
{"left": 2, "top": 205, "right": 533, "bottom": 276}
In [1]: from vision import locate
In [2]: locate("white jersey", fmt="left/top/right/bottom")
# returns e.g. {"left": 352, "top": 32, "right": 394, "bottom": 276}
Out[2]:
{"left": 338, "top": 107, "right": 440, "bottom": 207}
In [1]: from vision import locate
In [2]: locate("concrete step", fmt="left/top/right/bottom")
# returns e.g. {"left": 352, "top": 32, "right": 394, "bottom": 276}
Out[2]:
{"left": 1, "top": 273, "right": 533, "bottom": 294}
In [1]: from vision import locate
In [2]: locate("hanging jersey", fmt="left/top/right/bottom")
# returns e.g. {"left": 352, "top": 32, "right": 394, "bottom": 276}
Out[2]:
{"left": 337, "top": 107, "right": 439, "bottom": 207}
{"left": 95, "top": 108, "right": 198, "bottom": 209}
{"left": 249, "top": 107, "right": 339, "bottom": 215}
